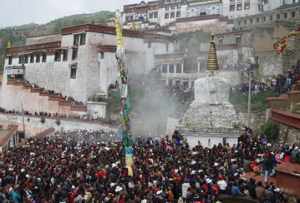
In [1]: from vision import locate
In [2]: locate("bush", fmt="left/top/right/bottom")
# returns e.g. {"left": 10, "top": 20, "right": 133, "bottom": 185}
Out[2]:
{"left": 260, "top": 121, "right": 280, "bottom": 142}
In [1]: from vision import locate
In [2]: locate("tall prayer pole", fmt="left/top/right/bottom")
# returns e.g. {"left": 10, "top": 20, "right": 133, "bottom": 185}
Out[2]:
{"left": 115, "top": 12, "right": 134, "bottom": 176}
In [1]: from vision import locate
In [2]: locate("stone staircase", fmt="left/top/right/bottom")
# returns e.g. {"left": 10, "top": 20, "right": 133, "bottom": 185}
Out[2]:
{"left": 2, "top": 79, "right": 87, "bottom": 117}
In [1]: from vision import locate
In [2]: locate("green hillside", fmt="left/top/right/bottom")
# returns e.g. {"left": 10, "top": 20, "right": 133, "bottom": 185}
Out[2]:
{"left": 0, "top": 10, "right": 115, "bottom": 71}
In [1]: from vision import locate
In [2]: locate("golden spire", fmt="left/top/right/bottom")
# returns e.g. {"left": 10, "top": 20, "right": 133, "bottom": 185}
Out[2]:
{"left": 207, "top": 34, "right": 219, "bottom": 72}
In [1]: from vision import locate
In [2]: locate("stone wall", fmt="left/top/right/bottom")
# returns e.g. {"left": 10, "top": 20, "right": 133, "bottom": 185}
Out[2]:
{"left": 175, "top": 18, "right": 233, "bottom": 33}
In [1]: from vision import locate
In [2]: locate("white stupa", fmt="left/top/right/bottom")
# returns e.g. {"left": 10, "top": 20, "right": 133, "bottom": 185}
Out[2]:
{"left": 180, "top": 35, "right": 240, "bottom": 148}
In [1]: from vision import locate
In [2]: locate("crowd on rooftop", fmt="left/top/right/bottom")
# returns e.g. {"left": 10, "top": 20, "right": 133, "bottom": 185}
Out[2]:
{"left": 237, "top": 60, "right": 300, "bottom": 96}
{"left": 0, "top": 127, "right": 299, "bottom": 203}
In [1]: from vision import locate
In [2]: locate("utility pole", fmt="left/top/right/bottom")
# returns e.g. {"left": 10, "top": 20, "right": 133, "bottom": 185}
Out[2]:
{"left": 247, "top": 69, "right": 252, "bottom": 127}
{"left": 21, "top": 101, "right": 25, "bottom": 137}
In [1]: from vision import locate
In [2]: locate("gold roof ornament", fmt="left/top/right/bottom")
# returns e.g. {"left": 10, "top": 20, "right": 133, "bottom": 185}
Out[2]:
{"left": 207, "top": 34, "right": 219, "bottom": 72}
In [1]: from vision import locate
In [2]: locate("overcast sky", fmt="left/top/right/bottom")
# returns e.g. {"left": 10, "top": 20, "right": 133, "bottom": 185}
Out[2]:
{"left": 0, "top": 0, "right": 137, "bottom": 28}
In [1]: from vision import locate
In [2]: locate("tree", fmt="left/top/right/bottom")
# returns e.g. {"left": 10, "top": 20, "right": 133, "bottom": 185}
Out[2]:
{"left": 260, "top": 121, "right": 280, "bottom": 142}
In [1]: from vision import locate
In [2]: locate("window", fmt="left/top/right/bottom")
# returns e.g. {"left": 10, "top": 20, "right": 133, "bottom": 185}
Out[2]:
{"left": 100, "top": 52, "right": 104, "bottom": 59}
{"left": 244, "top": 0, "right": 250, "bottom": 10}
{"left": 18, "top": 56, "right": 23, "bottom": 64}
{"left": 149, "top": 13, "right": 153, "bottom": 19}
{"left": 230, "top": 5, "right": 235, "bottom": 11}
{"left": 165, "top": 13, "right": 169, "bottom": 19}
{"left": 284, "top": 13, "right": 288, "bottom": 19}
{"left": 270, "top": 15, "right": 273, "bottom": 21}
{"left": 237, "top": 4, "right": 242, "bottom": 10}
{"left": 148, "top": 42, "right": 152, "bottom": 48}
{"left": 171, "top": 5, "right": 175, "bottom": 10}
{"left": 62, "top": 49, "right": 68, "bottom": 61}
{"left": 263, "top": 16, "right": 266, "bottom": 22}
{"left": 244, "top": 20, "right": 247, "bottom": 25}
{"left": 200, "top": 12, "right": 206, "bottom": 16}
{"left": 36, "top": 54, "right": 40, "bottom": 63}
{"left": 176, "top": 11, "right": 181, "bottom": 17}
{"left": 166, "top": 43, "right": 169, "bottom": 52}
{"left": 170, "top": 12, "right": 175, "bottom": 18}
{"left": 42, "top": 54, "right": 47, "bottom": 63}
{"left": 8, "top": 56, "right": 12, "bottom": 65}
{"left": 73, "top": 34, "right": 80, "bottom": 46}
{"left": 291, "top": 11, "right": 296, "bottom": 18}
{"left": 176, "top": 64, "right": 181, "bottom": 73}
{"left": 154, "top": 12, "right": 158, "bottom": 18}
{"left": 236, "top": 37, "right": 241, "bottom": 44}
{"left": 54, "top": 50, "right": 61, "bottom": 62}
{"left": 72, "top": 48, "right": 78, "bottom": 60}
{"left": 276, "top": 14, "right": 280, "bottom": 20}
{"left": 79, "top": 33, "right": 86, "bottom": 45}
{"left": 219, "top": 38, "right": 223, "bottom": 45}
{"left": 70, "top": 64, "right": 77, "bottom": 79}
{"left": 250, "top": 18, "right": 253, "bottom": 24}
{"left": 169, "top": 64, "right": 174, "bottom": 73}
{"left": 256, "top": 17, "right": 260, "bottom": 23}
{"left": 162, "top": 64, "right": 168, "bottom": 73}
{"left": 30, "top": 54, "right": 34, "bottom": 63}
{"left": 24, "top": 55, "right": 28, "bottom": 64}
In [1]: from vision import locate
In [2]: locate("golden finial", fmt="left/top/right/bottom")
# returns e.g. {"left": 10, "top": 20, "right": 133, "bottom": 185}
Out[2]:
{"left": 207, "top": 33, "right": 219, "bottom": 72}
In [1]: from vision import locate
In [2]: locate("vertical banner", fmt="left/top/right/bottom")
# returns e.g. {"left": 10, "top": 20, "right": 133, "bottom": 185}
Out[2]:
{"left": 115, "top": 11, "right": 134, "bottom": 176}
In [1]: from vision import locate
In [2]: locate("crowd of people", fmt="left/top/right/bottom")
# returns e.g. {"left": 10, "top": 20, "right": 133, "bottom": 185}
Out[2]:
{"left": 237, "top": 61, "right": 300, "bottom": 96}
{"left": 0, "top": 108, "right": 118, "bottom": 126}
{"left": 0, "top": 127, "right": 299, "bottom": 203}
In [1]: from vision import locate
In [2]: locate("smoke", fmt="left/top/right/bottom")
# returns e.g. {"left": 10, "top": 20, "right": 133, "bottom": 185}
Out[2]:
{"left": 128, "top": 72, "right": 180, "bottom": 138}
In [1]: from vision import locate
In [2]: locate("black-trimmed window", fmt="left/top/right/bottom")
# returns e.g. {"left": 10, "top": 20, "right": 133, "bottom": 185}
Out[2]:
{"left": 36, "top": 54, "right": 40, "bottom": 63}
{"left": 170, "top": 12, "right": 175, "bottom": 18}
{"left": 162, "top": 64, "right": 168, "bottom": 73}
{"left": 176, "top": 11, "right": 181, "bottom": 17}
{"left": 79, "top": 33, "right": 86, "bottom": 45}
{"left": 24, "top": 55, "right": 28, "bottom": 64}
{"left": 176, "top": 64, "right": 182, "bottom": 73}
{"left": 291, "top": 11, "right": 296, "bottom": 18}
{"left": 30, "top": 54, "right": 34, "bottom": 63}
{"left": 8, "top": 56, "right": 12, "bottom": 65}
{"left": 73, "top": 34, "right": 80, "bottom": 46}
{"left": 72, "top": 48, "right": 78, "bottom": 60}
{"left": 18, "top": 56, "right": 23, "bottom": 64}
{"left": 165, "top": 13, "right": 169, "bottom": 19}
{"left": 54, "top": 50, "right": 61, "bottom": 62}
{"left": 62, "top": 49, "right": 68, "bottom": 61}
{"left": 169, "top": 64, "right": 174, "bottom": 73}
{"left": 100, "top": 52, "right": 104, "bottom": 59}
{"left": 42, "top": 54, "right": 47, "bottom": 63}
{"left": 70, "top": 64, "right": 77, "bottom": 79}
{"left": 237, "top": 3, "right": 242, "bottom": 11}
{"left": 276, "top": 14, "right": 280, "bottom": 20}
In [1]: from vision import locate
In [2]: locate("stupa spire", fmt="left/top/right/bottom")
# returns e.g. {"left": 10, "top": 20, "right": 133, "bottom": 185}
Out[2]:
{"left": 207, "top": 34, "right": 219, "bottom": 72}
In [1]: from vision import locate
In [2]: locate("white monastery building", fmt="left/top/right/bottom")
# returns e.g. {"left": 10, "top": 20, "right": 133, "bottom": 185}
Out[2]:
{"left": 122, "top": 0, "right": 300, "bottom": 29}
{"left": 2, "top": 24, "right": 173, "bottom": 119}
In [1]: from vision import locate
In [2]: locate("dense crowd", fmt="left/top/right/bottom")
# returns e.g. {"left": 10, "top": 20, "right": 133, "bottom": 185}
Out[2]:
{"left": 0, "top": 128, "right": 299, "bottom": 203}
{"left": 0, "top": 108, "right": 118, "bottom": 126}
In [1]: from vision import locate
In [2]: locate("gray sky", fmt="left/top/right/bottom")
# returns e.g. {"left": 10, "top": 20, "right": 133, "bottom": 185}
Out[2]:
{"left": 0, "top": 0, "right": 137, "bottom": 28}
